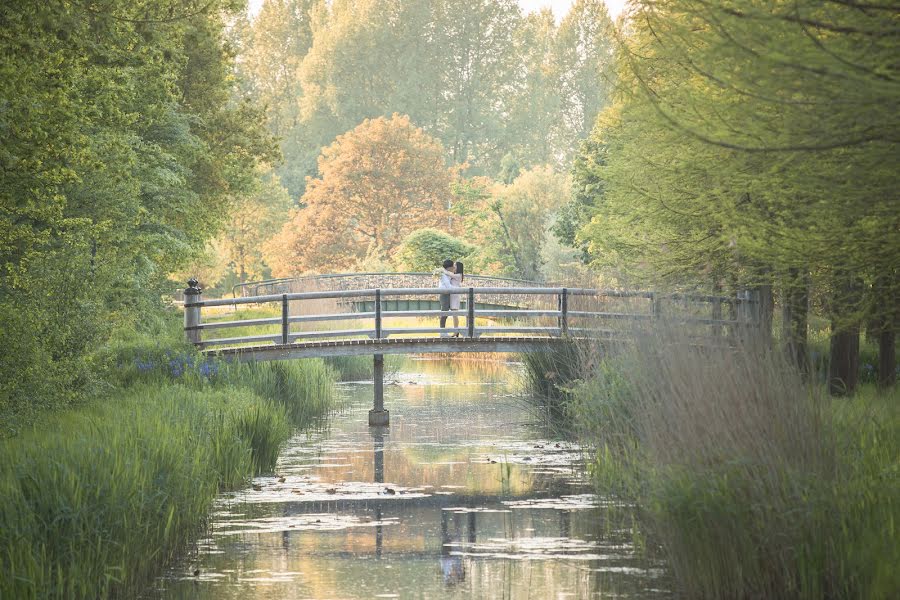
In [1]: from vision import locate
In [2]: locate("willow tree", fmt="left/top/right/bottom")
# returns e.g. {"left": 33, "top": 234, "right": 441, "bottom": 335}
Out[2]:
{"left": 576, "top": 0, "right": 899, "bottom": 391}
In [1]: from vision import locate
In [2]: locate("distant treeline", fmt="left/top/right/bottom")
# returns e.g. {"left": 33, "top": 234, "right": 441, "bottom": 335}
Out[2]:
{"left": 236, "top": 0, "right": 615, "bottom": 197}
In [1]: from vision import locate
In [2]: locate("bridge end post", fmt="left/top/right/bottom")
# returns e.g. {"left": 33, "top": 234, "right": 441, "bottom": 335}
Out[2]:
{"left": 184, "top": 278, "right": 202, "bottom": 346}
{"left": 368, "top": 353, "right": 390, "bottom": 426}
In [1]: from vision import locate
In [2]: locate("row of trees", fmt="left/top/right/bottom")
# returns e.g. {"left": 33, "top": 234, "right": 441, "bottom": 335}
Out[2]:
{"left": 187, "top": 0, "right": 617, "bottom": 291}
{"left": 0, "top": 1, "right": 273, "bottom": 417}
{"left": 568, "top": 0, "right": 898, "bottom": 392}
{"left": 235, "top": 0, "right": 615, "bottom": 197}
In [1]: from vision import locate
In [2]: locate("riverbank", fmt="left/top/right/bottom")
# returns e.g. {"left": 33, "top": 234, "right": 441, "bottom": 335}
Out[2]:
{"left": 564, "top": 336, "right": 899, "bottom": 599}
{"left": 0, "top": 318, "right": 337, "bottom": 599}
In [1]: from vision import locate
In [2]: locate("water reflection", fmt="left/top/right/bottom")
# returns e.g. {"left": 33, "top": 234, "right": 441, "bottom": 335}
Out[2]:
{"left": 154, "top": 358, "right": 669, "bottom": 599}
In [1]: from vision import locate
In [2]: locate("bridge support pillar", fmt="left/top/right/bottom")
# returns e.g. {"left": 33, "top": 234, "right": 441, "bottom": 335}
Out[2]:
{"left": 368, "top": 353, "right": 390, "bottom": 426}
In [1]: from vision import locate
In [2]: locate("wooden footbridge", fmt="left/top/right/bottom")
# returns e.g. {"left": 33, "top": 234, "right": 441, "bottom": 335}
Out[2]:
{"left": 183, "top": 277, "right": 761, "bottom": 425}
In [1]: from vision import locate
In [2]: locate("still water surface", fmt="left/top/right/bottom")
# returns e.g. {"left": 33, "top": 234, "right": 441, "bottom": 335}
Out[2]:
{"left": 157, "top": 358, "right": 670, "bottom": 599}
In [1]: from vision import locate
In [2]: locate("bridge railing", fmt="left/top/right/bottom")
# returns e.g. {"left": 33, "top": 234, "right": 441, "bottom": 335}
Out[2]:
{"left": 183, "top": 279, "right": 760, "bottom": 350}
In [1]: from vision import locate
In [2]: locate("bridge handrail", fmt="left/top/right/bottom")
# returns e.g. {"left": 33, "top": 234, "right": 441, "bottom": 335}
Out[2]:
{"left": 187, "top": 286, "right": 739, "bottom": 308}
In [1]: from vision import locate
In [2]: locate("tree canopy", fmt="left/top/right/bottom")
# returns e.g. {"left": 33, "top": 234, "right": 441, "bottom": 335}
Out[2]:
{"left": 0, "top": 0, "right": 274, "bottom": 418}
{"left": 572, "top": 0, "right": 899, "bottom": 391}
{"left": 238, "top": 0, "right": 615, "bottom": 196}
{"left": 265, "top": 114, "right": 453, "bottom": 274}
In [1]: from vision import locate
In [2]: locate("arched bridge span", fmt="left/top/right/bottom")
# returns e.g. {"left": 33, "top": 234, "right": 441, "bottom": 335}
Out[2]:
{"left": 183, "top": 279, "right": 761, "bottom": 425}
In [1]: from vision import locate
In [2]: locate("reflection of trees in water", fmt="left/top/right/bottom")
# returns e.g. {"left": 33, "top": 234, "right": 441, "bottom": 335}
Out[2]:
{"left": 440, "top": 509, "right": 476, "bottom": 587}
{"left": 401, "top": 355, "right": 521, "bottom": 386}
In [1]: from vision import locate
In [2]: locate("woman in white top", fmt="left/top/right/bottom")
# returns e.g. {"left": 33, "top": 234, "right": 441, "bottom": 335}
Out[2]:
{"left": 450, "top": 261, "right": 464, "bottom": 336}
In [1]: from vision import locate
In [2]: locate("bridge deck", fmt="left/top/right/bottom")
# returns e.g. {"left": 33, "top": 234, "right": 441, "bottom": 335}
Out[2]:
{"left": 206, "top": 335, "right": 589, "bottom": 361}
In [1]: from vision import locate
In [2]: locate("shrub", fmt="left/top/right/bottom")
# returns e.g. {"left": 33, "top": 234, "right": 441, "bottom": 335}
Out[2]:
{"left": 393, "top": 228, "right": 475, "bottom": 272}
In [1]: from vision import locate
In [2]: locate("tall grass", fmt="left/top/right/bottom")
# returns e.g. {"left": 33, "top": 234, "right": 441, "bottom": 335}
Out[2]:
{"left": 0, "top": 311, "right": 339, "bottom": 598}
{"left": 0, "top": 384, "right": 292, "bottom": 599}
{"left": 521, "top": 339, "right": 586, "bottom": 420}
{"left": 229, "top": 360, "right": 334, "bottom": 423}
{"left": 570, "top": 327, "right": 899, "bottom": 599}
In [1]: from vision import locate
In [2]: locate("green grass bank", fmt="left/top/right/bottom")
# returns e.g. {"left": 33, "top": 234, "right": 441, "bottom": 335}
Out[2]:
{"left": 0, "top": 316, "right": 336, "bottom": 599}
{"left": 568, "top": 335, "right": 899, "bottom": 599}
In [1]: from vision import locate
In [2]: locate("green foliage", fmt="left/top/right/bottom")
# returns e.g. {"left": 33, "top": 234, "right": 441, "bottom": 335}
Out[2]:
{"left": 522, "top": 340, "right": 586, "bottom": 420}
{"left": 455, "top": 166, "right": 572, "bottom": 280}
{"left": 238, "top": 0, "right": 615, "bottom": 196}
{"left": 0, "top": 384, "right": 292, "bottom": 599}
{"left": 0, "top": 305, "right": 337, "bottom": 596}
{"left": 570, "top": 334, "right": 900, "bottom": 599}
{"left": 0, "top": 0, "right": 275, "bottom": 418}
{"left": 393, "top": 228, "right": 475, "bottom": 272}
{"left": 572, "top": 0, "right": 899, "bottom": 392}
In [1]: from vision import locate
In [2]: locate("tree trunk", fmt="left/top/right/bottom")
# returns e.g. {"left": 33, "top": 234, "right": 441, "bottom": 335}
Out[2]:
{"left": 828, "top": 274, "right": 862, "bottom": 396}
{"left": 781, "top": 268, "right": 809, "bottom": 375}
{"left": 878, "top": 327, "right": 896, "bottom": 390}
{"left": 829, "top": 324, "right": 859, "bottom": 396}
{"left": 873, "top": 272, "right": 897, "bottom": 390}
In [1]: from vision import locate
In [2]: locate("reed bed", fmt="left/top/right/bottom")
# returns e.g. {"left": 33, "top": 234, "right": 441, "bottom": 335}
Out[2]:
{"left": 0, "top": 384, "right": 291, "bottom": 599}
{"left": 0, "top": 315, "right": 339, "bottom": 599}
{"left": 570, "top": 325, "right": 899, "bottom": 599}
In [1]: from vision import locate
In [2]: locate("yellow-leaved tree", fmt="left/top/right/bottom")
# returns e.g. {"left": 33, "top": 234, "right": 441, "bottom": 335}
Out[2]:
{"left": 265, "top": 114, "right": 452, "bottom": 274}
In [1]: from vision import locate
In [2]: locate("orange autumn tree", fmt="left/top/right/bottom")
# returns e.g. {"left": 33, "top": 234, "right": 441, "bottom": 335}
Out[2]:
{"left": 266, "top": 114, "right": 453, "bottom": 274}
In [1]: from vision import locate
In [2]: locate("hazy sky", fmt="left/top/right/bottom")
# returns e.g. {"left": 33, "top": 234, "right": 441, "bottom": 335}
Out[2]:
{"left": 247, "top": 0, "right": 627, "bottom": 22}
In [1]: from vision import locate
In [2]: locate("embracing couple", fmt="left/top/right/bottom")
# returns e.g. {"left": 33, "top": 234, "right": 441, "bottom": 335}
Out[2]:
{"left": 437, "top": 259, "right": 464, "bottom": 337}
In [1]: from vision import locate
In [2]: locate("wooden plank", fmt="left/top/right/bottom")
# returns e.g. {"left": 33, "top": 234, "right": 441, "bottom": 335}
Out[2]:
{"left": 477, "top": 327, "right": 561, "bottom": 336}
{"left": 382, "top": 327, "right": 466, "bottom": 336}
{"left": 473, "top": 310, "right": 561, "bottom": 318}
{"left": 197, "top": 317, "right": 281, "bottom": 330}
{"left": 289, "top": 312, "right": 374, "bottom": 323}
{"left": 567, "top": 311, "right": 654, "bottom": 320}
{"left": 289, "top": 329, "right": 376, "bottom": 341}
{"left": 202, "top": 334, "right": 281, "bottom": 347}
{"left": 207, "top": 336, "right": 575, "bottom": 361}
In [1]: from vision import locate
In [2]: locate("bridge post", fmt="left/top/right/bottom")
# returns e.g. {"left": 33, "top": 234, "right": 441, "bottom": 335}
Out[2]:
{"left": 184, "top": 278, "right": 202, "bottom": 346}
{"left": 375, "top": 289, "right": 382, "bottom": 339}
{"left": 369, "top": 353, "right": 389, "bottom": 426}
{"left": 651, "top": 292, "right": 662, "bottom": 320}
{"left": 735, "top": 289, "right": 761, "bottom": 344}
{"left": 467, "top": 288, "right": 475, "bottom": 337}
{"left": 369, "top": 289, "right": 389, "bottom": 425}
{"left": 558, "top": 288, "right": 568, "bottom": 336}
{"left": 281, "top": 294, "right": 289, "bottom": 345}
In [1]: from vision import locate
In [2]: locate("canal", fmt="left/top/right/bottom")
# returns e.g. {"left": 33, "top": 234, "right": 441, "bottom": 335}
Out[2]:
{"left": 156, "top": 358, "right": 669, "bottom": 599}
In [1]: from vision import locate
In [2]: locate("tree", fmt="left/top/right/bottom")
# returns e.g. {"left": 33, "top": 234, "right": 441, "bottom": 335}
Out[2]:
{"left": 0, "top": 0, "right": 274, "bottom": 419}
{"left": 265, "top": 114, "right": 453, "bottom": 274}
{"left": 431, "top": 0, "right": 522, "bottom": 170}
{"left": 554, "top": 0, "right": 615, "bottom": 162}
{"left": 452, "top": 167, "right": 571, "bottom": 280}
{"left": 504, "top": 10, "right": 564, "bottom": 170}
{"left": 574, "top": 0, "right": 899, "bottom": 392}
{"left": 218, "top": 171, "right": 293, "bottom": 283}
{"left": 238, "top": 0, "right": 315, "bottom": 137}
{"left": 393, "top": 228, "right": 474, "bottom": 272}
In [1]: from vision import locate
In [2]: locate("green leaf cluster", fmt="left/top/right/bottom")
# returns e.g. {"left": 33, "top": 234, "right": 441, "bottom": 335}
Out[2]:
{"left": 0, "top": 1, "right": 275, "bottom": 422}
{"left": 393, "top": 228, "right": 475, "bottom": 272}
{"left": 238, "top": 0, "right": 616, "bottom": 196}
{"left": 572, "top": 0, "right": 899, "bottom": 389}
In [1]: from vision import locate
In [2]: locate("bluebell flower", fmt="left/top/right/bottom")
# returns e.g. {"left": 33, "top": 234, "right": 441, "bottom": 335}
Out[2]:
{"left": 169, "top": 358, "right": 184, "bottom": 378}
